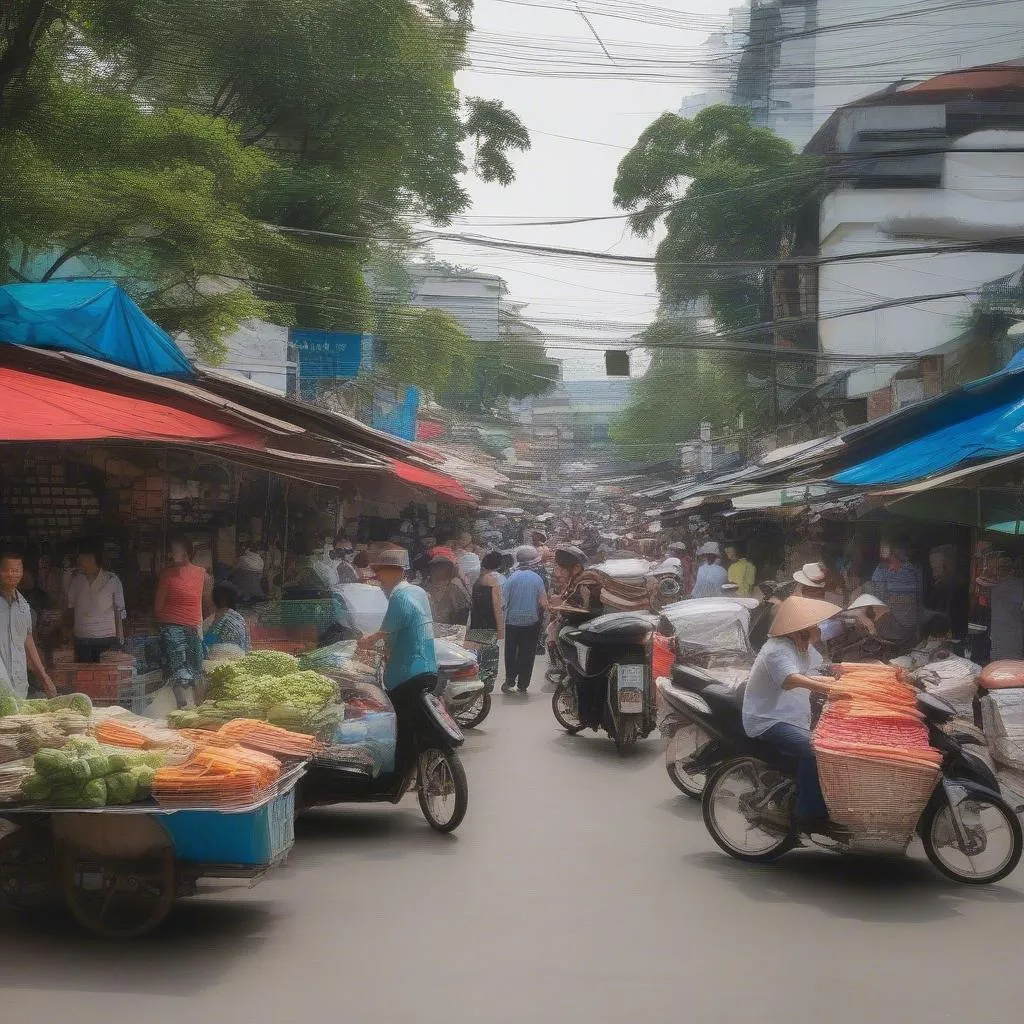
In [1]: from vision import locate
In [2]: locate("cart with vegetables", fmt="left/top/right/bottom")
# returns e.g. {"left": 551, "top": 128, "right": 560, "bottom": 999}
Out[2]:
{"left": 0, "top": 767, "right": 301, "bottom": 938}
{"left": 0, "top": 690, "right": 312, "bottom": 938}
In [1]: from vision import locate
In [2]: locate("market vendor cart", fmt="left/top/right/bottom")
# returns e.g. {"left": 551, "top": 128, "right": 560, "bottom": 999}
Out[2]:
{"left": 0, "top": 765, "right": 302, "bottom": 938}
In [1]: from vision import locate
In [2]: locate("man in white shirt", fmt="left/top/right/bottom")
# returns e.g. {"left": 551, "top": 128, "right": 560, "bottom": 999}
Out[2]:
{"left": 65, "top": 544, "right": 127, "bottom": 663}
{"left": 690, "top": 542, "right": 727, "bottom": 599}
{"left": 0, "top": 551, "right": 55, "bottom": 698}
{"left": 742, "top": 595, "right": 844, "bottom": 827}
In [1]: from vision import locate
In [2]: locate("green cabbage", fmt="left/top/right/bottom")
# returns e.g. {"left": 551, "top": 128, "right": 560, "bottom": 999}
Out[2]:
{"left": 34, "top": 748, "right": 72, "bottom": 779}
{"left": 20, "top": 773, "right": 51, "bottom": 802}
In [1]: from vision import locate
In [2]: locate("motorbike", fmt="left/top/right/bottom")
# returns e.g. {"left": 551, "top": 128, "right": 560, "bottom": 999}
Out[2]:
{"left": 434, "top": 632, "right": 491, "bottom": 729}
{"left": 692, "top": 685, "right": 1022, "bottom": 884}
{"left": 298, "top": 675, "right": 469, "bottom": 833}
{"left": 545, "top": 557, "right": 653, "bottom": 687}
{"left": 551, "top": 610, "right": 659, "bottom": 756}
{"left": 654, "top": 597, "right": 760, "bottom": 798}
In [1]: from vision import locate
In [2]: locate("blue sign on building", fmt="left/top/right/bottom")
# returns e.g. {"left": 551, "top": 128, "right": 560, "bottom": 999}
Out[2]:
{"left": 372, "top": 386, "right": 421, "bottom": 441}
{"left": 290, "top": 329, "right": 374, "bottom": 401}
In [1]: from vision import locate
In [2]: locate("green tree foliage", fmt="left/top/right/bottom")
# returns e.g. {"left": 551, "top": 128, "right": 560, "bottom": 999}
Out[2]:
{"left": 613, "top": 105, "right": 818, "bottom": 331}
{"left": 611, "top": 106, "right": 820, "bottom": 452}
{"left": 610, "top": 318, "right": 750, "bottom": 462}
{"left": 377, "top": 306, "right": 475, "bottom": 394}
{"left": 444, "top": 313, "right": 557, "bottom": 413}
{"left": 0, "top": 0, "right": 529, "bottom": 363}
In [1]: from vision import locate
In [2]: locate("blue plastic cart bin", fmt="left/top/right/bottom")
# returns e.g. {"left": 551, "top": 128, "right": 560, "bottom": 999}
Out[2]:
{"left": 160, "top": 789, "right": 295, "bottom": 866}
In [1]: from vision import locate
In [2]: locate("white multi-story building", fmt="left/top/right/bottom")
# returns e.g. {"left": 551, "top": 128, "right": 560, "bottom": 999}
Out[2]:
{"left": 678, "top": 6, "right": 750, "bottom": 120}
{"left": 406, "top": 265, "right": 504, "bottom": 344}
{"left": 810, "top": 64, "right": 1024, "bottom": 414}
{"left": 686, "top": 0, "right": 1024, "bottom": 151}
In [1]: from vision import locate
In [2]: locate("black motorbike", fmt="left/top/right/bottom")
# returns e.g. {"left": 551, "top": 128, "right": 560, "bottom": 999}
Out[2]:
{"left": 551, "top": 611, "right": 658, "bottom": 756}
{"left": 692, "top": 686, "right": 1022, "bottom": 884}
{"left": 299, "top": 681, "right": 469, "bottom": 833}
{"left": 657, "top": 664, "right": 744, "bottom": 798}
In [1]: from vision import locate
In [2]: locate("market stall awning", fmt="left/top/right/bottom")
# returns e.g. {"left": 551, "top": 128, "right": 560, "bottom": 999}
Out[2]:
{"left": 0, "top": 281, "right": 192, "bottom": 377}
{"left": 0, "top": 366, "right": 263, "bottom": 447}
{"left": 833, "top": 390, "right": 1024, "bottom": 486}
{"left": 391, "top": 459, "right": 475, "bottom": 505}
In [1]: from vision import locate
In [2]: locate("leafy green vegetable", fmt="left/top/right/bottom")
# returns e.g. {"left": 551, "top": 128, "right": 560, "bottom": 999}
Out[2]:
{"left": 0, "top": 692, "right": 17, "bottom": 718}
{"left": 66, "top": 735, "right": 101, "bottom": 755}
{"left": 104, "top": 771, "right": 139, "bottom": 805}
{"left": 20, "top": 773, "right": 51, "bottom": 802}
{"left": 34, "top": 748, "right": 72, "bottom": 779}
{"left": 68, "top": 758, "right": 91, "bottom": 782}
{"left": 80, "top": 779, "right": 107, "bottom": 808}
{"left": 131, "top": 765, "right": 156, "bottom": 795}
{"left": 84, "top": 754, "right": 111, "bottom": 779}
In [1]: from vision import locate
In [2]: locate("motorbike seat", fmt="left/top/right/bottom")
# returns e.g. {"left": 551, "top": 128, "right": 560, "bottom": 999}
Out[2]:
{"left": 702, "top": 682, "right": 745, "bottom": 717}
{"left": 670, "top": 663, "right": 719, "bottom": 693}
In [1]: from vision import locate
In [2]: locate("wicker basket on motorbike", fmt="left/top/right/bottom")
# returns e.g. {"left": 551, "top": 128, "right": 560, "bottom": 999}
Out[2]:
{"left": 813, "top": 664, "right": 942, "bottom": 841}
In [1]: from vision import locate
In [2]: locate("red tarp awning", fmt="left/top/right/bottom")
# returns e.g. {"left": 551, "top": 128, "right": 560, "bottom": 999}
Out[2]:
{"left": 390, "top": 458, "right": 475, "bottom": 504}
{"left": 0, "top": 366, "right": 264, "bottom": 447}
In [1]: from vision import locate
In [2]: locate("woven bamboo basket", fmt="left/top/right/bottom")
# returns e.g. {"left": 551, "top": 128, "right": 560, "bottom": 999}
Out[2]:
{"left": 815, "top": 747, "right": 940, "bottom": 841}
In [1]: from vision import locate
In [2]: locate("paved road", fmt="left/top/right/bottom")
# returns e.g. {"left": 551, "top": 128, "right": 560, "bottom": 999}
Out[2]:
{"left": 5, "top": 678, "right": 1024, "bottom": 1023}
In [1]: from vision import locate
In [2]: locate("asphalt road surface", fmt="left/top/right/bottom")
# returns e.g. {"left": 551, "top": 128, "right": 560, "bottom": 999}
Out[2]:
{"left": 5, "top": 677, "right": 1024, "bottom": 1023}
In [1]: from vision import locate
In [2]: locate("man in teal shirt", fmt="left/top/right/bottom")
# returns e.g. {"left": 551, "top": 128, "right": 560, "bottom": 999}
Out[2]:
{"left": 359, "top": 547, "right": 438, "bottom": 776}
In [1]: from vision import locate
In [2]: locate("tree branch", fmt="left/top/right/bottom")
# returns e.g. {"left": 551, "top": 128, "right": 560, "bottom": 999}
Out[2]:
{"left": 0, "top": 0, "right": 63, "bottom": 109}
{"left": 40, "top": 233, "right": 113, "bottom": 281}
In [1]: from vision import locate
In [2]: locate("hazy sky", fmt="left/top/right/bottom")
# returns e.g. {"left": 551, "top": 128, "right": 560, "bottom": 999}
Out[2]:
{"left": 440, "top": 0, "right": 740, "bottom": 377}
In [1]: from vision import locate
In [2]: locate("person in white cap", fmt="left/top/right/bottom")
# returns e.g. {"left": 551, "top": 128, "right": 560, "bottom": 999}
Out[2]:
{"left": 690, "top": 542, "right": 727, "bottom": 599}
{"left": 742, "top": 595, "right": 846, "bottom": 830}
{"left": 357, "top": 546, "right": 438, "bottom": 775}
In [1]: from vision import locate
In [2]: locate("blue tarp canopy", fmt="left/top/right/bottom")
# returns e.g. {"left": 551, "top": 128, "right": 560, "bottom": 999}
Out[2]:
{"left": 833, "top": 352, "right": 1024, "bottom": 487}
{"left": 0, "top": 281, "right": 192, "bottom": 377}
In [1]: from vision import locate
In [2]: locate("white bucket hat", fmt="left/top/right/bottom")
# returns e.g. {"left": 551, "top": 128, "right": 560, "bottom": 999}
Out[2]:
{"left": 369, "top": 547, "right": 410, "bottom": 570}
{"left": 792, "top": 561, "right": 827, "bottom": 588}
{"left": 696, "top": 541, "right": 721, "bottom": 557}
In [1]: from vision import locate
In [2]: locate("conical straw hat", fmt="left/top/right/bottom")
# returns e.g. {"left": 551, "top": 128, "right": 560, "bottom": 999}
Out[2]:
{"left": 769, "top": 595, "right": 843, "bottom": 637}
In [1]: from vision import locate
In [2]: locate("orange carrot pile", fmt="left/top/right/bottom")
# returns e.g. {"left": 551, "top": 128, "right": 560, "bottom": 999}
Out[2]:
{"left": 94, "top": 720, "right": 148, "bottom": 749}
{"left": 815, "top": 663, "right": 941, "bottom": 768}
{"left": 152, "top": 745, "right": 282, "bottom": 808}
{"left": 175, "top": 728, "right": 239, "bottom": 749}
{"left": 218, "top": 718, "right": 321, "bottom": 758}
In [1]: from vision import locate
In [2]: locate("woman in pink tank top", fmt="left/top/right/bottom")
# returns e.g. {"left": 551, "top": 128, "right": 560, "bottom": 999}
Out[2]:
{"left": 155, "top": 537, "right": 212, "bottom": 708}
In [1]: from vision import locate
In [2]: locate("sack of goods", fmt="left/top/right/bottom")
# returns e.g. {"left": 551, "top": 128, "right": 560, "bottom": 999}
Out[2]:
{"left": 978, "top": 686, "right": 1024, "bottom": 770}
{"left": 813, "top": 663, "right": 941, "bottom": 841}
{"left": 915, "top": 655, "right": 981, "bottom": 719}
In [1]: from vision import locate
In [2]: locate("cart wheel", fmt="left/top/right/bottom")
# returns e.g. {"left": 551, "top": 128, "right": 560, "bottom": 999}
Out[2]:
{"left": 61, "top": 845, "right": 176, "bottom": 938}
{"left": 0, "top": 824, "right": 59, "bottom": 909}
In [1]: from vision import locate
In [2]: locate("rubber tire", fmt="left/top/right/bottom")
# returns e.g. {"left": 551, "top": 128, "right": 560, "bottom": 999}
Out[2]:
{"left": 701, "top": 760, "right": 797, "bottom": 864}
{"left": 552, "top": 682, "right": 583, "bottom": 735}
{"left": 614, "top": 715, "right": 639, "bottom": 757}
{"left": 920, "top": 793, "right": 1023, "bottom": 885}
{"left": 418, "top": 748, "right": 469, "bottom": 834}
{"left": 454, "top": 691, "right": 491, "bottom": 730}
{"left": 666, "top": 759, "right": 705, "bottom": 800}
{"left": 62, "top": 845, "right": 176, "bottom": 938}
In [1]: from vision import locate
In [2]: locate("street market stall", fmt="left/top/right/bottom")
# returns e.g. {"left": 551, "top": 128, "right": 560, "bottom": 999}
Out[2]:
{"left": 0, "top": 695, "right": 311, "bottom": 937}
